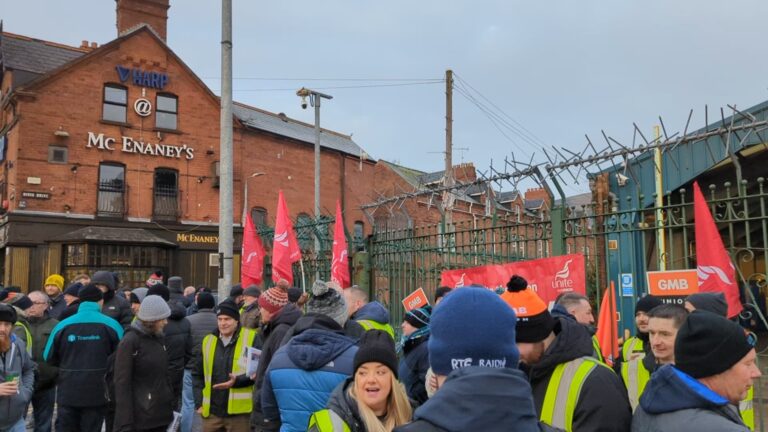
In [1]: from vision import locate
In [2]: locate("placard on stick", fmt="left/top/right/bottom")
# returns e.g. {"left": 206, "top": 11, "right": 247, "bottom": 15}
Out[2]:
{"left": 402, "top": 288, "right": 429, "bottom": 312}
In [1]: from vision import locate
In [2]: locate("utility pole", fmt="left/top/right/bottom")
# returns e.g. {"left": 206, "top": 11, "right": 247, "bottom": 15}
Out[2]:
{"left": 443, "top": 69, "right": 454, "bottom": 227}
{"left": 217, "top": 0, "right": 233, "bottom": 302}
{"left": 296, "top": 87, "right": 333, "bottom": 279}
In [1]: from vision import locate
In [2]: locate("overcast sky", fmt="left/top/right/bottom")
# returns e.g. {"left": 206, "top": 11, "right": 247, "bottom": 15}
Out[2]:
{"left": 4, "top": 1, "right": 768, "bottom": 196}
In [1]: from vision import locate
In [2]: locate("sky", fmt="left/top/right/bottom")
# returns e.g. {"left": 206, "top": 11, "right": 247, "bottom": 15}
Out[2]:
{"left": 4, "top": 0, "right": 768, "bottom": 197}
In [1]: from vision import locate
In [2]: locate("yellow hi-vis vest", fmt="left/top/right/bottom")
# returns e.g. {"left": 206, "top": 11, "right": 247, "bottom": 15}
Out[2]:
{"left": 357, "top": 319, "right": 395, "bottom": 339}
{"left": 200, "top": 328, "right": 257, "bottom": 418}
{"left": 14, "top": 322, "right": 32, "bottom": 355}
{"left": 540, "top": 356, "right": 608, "bottom": 431}
{"left": 620, "top": 357, "right": 651, "bottom": 411}
{"left": 740, "top": 386, "right": 754, "bottom": 431}
{"left": 307, "top": 409, "right": 351, "bottom": 432}
{"left": 591, "top": 335, "right": 605, "bottom": 363}
{"left": 621, "top": 336, "right": 645, "bottom": 362}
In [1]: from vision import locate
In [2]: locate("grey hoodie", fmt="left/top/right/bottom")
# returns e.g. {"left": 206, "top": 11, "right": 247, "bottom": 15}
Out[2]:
{"left": 0, "top": 334, "right": 35, "bottom": 430}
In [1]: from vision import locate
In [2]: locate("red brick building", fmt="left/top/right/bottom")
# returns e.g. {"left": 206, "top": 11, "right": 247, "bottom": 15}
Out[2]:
{"left": 0, "top": 0, "right": 386, "bottom": 290}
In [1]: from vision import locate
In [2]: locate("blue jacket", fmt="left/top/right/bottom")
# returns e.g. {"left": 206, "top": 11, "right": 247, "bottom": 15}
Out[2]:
{"left": 43, "top": 301, "right": 123, "bottom": 407}
{"left": 262, "top": 316, "right": 357, "bottom": 432}
{"left": 632, "top": 365, "right": 749, "bottom": 431}
{"left": 344, "top": 301, "right": 391, "bottom": 340}
{"left": 394, "top": 366, "right": 544, "bottom": 432}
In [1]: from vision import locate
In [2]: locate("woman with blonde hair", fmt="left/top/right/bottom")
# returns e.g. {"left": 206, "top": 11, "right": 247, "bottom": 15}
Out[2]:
{"left": 309, "top": 330, "right": 413, "bottom": 432}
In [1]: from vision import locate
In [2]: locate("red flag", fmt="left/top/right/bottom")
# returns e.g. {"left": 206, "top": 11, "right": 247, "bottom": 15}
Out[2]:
{"left": 693, "top": 181, "right": 741, "bottom": 318}
{"left": 596, "top": 281, "right": 619, "bottom": 366}
{"left": 241, "top": 212, "right": 265, "bottom": 287}
{"left": 272, "top": 190, "right": 302, "bottom": 285}
{"left": 331, "top": 200, "right": 351, "bottom": 288}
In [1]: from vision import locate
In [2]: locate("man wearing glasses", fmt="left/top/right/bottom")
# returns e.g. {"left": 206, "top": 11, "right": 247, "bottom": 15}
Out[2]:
{"left": 25, "top": 291, "right": 59, "bottom": 432}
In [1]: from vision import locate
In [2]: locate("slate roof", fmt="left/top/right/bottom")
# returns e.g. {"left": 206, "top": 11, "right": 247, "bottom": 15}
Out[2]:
{"left": 1, "top": 31, "right": 369, "bottom": 159}
{"left": 0, "top": 33, "right": 86, "bottom": 74}
{"left": 524, "top": 199, "right": 545, "bottom": 209}
{"left": 497, "top": 190, "right": 519, "bottom": 203}
{"left": 418, "top": 170, "right": 445, "bottom": 185}
{"left": 232, "top": 103, "right": 367, "bottom": 158}
{"left": 51, "top": 227, "right": 176, "bottom": 246}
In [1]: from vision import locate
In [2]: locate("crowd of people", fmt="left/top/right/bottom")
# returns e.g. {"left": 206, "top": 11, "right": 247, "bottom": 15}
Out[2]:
{"left": 0, "top": 270, "right": 761, "bottom": 432}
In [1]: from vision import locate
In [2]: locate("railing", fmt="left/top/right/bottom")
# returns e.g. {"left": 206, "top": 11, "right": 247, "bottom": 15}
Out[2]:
{"left": 153, "top": 185, "right": 179, "bottom": 221}
{"left": 97, "top": 182, "right": 127, "bottom": 218}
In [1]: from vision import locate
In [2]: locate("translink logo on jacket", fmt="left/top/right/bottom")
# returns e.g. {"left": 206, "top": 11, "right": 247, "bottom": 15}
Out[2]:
{"left": 66, "top": 334, "right": 102, "bottom": 342}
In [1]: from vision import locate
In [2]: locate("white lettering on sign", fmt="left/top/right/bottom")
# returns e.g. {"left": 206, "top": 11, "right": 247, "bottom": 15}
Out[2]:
{"left": 87, "top": 132, "right": 194, "bottom": 160}
{"left": 451, "top": 358, "right": 473, "bottom": 369}
{"left": 658, "top": 279, "right": 689, "bottom": 290}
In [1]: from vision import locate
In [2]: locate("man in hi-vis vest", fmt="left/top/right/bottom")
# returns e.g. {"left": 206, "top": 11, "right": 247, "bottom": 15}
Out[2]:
{"left": 193, "top": 300, "right": 258, "bottom": 432}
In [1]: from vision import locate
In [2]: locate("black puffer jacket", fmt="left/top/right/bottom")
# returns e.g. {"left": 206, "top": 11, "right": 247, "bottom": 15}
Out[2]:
{"left": 527, "top": 317, "right": 632, "bottom": 432}
{"left": 252, "top": 304, "right": 302, "bottom": 417}
{"left": 113, "top": 322, "right": 174, "bottom": 432}
{"left": 102, "top": 292, "right": 134, "bottom": 329}
{"left": 164, "top": 301, "right": 193, "bottom": 408}
{"left": 186, "top": 307, "right": 218, "bottom": 369}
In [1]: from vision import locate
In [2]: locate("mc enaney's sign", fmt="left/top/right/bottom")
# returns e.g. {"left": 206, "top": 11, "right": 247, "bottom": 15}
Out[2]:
{"left": 86, "top": 132, "right": 195, "bottom": 160}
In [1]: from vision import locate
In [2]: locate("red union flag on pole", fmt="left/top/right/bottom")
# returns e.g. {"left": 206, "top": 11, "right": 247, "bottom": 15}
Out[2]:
{"left": 596, "top": 282, "right": 619, "bottom": 366}
{"left": 272, "top": 190, "right": 302, "bottom": 285}
{"left": 330, "top": 200, "right": 351, "bottom": 288}
{"left": 241, "top": 212, "right": 265, "bottom": 286}
{"left": 693, "top": 181, "right": 741, "bottom": 318}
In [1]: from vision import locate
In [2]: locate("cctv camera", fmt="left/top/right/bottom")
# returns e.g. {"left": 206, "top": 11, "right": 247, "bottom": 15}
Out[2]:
{"left": 616, "top": 173, "right": 629, "bottom": 187}
{"left": 301, "top": 100, "right": 308, "bottom": 110}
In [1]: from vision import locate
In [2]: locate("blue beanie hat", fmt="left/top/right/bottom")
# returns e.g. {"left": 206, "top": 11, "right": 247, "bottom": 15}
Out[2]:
{"left": 429, "top": 287, "right": 520, "bottom": 375}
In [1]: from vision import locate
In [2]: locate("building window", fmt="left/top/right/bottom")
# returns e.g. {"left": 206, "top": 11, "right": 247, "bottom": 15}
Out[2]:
{"left": 156, "top": 93, "right": 178, "bottom": 130}
{"left": 97, "top": 163, "right": 126, "bottom": 218}
{"left": 354, "top": 221, "right": 365, "bottom": 251}
{"left": 153, "top": 168, "right": 178, "bottom": 220}
{"left": 63, "top": 243, "right": 169, "bottom": 289}
{"left": 251, "top": 207, "right": 267, "bottom": 228}
{"left": 48, "top": 145, "right": 68, "bottom": 164}
{"left": 102, "top": 84, "right": 127, "bottom": 123}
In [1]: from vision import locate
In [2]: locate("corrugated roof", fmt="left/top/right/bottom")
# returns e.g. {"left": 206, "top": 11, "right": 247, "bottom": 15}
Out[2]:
{"left": 233, "top": 103, "right": 368, "bottom": 158}
{"left": 1, "top": 33, "right": 85, "bottom": 75}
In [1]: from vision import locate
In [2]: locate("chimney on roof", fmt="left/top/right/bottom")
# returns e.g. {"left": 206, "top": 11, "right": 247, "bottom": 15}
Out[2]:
{"left": 116, "top": 0, "right": 170, "bottom": 41}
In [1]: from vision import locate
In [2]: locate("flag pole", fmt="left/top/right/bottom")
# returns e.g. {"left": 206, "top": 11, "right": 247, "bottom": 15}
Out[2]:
{"left": 299, "top": 260, "right": 307, "bottom": 293}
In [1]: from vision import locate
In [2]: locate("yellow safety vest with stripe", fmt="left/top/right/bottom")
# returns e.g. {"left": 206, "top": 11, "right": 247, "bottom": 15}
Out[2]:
{"left": 307, "top": 409, "right": 351, "bottom": 432}
{"left": 621, "top": 336, "right": 645, "bottom": 362}
{"left": 540, "top": 356, "right": 608, "bottom": 431}
{"left": 620, "top": 357, "right": 651, "bottom": 411}
{"left": 14, "top": 322, "right": 32, "bottom": 355}
{"left": 591, "top": 335, "right": 604, "bottom": 363}
{"left": 200, "top": 328, "right": 257, "bottom": 418}
{"left": 357, "top": 319, "right": 395, "bottom": 339}
{"left": 740, "top": 386, "right": 754, "bottom": 431}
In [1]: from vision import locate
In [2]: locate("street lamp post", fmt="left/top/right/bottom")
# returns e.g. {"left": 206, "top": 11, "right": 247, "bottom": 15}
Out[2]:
{"left": 296, "top": 88, "right": 332, "bottom": 272}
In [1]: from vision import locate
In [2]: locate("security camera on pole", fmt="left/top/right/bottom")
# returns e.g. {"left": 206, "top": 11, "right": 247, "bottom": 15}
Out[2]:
{"left": 296, "top": 87, "right": 333, "bottom": 279}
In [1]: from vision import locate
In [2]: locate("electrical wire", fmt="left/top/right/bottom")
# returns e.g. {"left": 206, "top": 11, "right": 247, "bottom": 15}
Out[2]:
{"left": 202, "top": 77, "right": 444, "bottom": 81}
{"left": 222, "top": 80, "right": 444, "bottom": 92}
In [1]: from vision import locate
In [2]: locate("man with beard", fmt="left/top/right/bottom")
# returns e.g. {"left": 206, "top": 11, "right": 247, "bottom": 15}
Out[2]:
{"left": 91, "top": 271, "right": 133, "bottom": 329}
{"left": 43, "top": 274, "right": 66, "bottom": 319}
{"left": 506, "top": 283, "right": 631, "bottom": 431}
{"left": 0, "top": 304, "right": 35, "bottom": 432}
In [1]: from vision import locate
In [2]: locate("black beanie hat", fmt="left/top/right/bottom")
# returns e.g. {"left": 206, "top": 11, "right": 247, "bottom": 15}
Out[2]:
{"left": 197, "top": 292, "right": 216, "bottom": 310}
{"left": 216, "top": 300, "right": 240, "bottom": 320}
{"left": 404, "top": 306, "right": 432, "bottom": 329}
{"left": 635, "top": 295, "right": 663, "bottom": 314}
{"left": 506, "top": 275, "right": 528, "bottom": 293}
{"left": 229, "top": 284, "right": 243, "bottom": 298}
{"left": 64, "top": 282, "right": 83, "bottom": 297}
{"left": 11, "top": 294, "right": 33, "bottom": 311}
{"left": 78, "top": 284, "right": 104, "bottom": 303}
{"left": 287, "top": 287, "right": 302, "bottom": 303}
{"left": 0, "top": 304, "right": 17, "bottom": 324}
{"left": 354, "top": 330, "right": 399, "bottom": 378}
{"left": 147, "top": 283, "right": 171, "bottom": 301}
{"left": 675, "top": 311, "right": 754, "bottom": 378}
{"left": 685, "top": 292, "right": 728, "bottom": 318}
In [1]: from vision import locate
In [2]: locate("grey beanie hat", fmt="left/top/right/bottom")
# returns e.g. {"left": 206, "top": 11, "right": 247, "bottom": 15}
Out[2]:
{"left": 138, "top": 295, "right": 171, "bottom": 322}
{"left": 133, "top": 287, "right": 149, "bottom": 303}
{"left": 307, "top": 280, "right": 348, "bottom": 327}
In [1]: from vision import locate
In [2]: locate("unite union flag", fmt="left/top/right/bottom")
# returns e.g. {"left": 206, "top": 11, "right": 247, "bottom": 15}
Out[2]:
{"left": 272, "top": 190, "right": 302, "bottom": 285}
{"left": 241, "top": 212, "right": 265, "bottom": 287}
{"left": 330, "top": 200, "right": 351, "bottom": 289}
{"left": 693, "top": 181, "right": 742, "bottom": 318}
